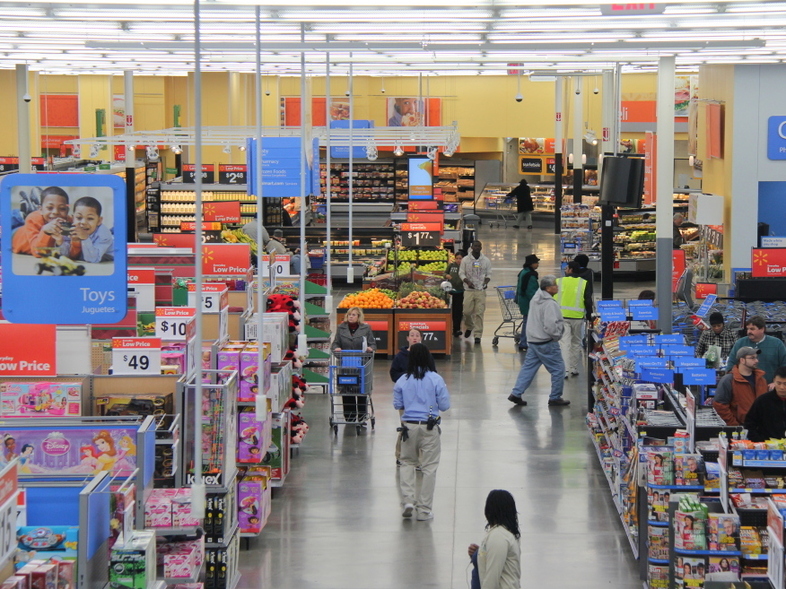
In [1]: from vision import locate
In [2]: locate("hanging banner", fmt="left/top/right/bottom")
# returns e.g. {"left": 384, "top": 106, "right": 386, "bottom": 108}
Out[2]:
{"left": 202, "top": 243, "right": 251, "bottom": 276}
{"left": 0, "top": 174, "right": 128, "bottom": 324}
{"left": 204, "top": 201, "right": 241, "bottom": 223}
{"left": 0, "top": 324, "right": 57, "bottom": 376}
{"left": 752, "top": 248, "right": 786, "bottom": 277}
{"left": 246, "top": 137, "right": 320, "bottom": 198}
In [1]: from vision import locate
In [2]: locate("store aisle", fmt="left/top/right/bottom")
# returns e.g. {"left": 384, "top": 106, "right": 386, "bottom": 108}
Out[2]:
{"left": 238, "top": 225, "right": 647, "bottom": 589}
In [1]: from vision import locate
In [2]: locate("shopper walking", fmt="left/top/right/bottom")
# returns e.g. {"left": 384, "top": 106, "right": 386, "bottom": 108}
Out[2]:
{"left": 507, "top": 179, "right": 534, "bottom": 229}
{"left": 468, "top": 489, "right": 522, "bottom": 589}
{"left": 507, "top": 275, "right": 570, "bottom": 407}
{"left": 394, "top": 344, "right": 451, "bottom": 522}
{"left": 695, "top": 311, "right": 737, "bottom": 360}
{"left": 331, "top": 307, "right": 377, "bottom": 422}
{"left": 460, "top": 241, "right": 492, "bottom": 344}
{"left": 555, "top": 261, "right": 592, "bottom": 378}
{"left": 573, "top": 253, "right": 595, "bottom": 304}
{"left": 726, "top": 315, "right": 786, "bottom": 383}
{"left": 713, "top": 347, "right": 768, "bottom": 426}
{"left": 515, "top": 254, "right": 540, "bottom": 351}
{"left": 445, "top": 250, "right": 466, "bottom": 337}
{"left": 744, "top": 366, "right": 786, "bottom": 441}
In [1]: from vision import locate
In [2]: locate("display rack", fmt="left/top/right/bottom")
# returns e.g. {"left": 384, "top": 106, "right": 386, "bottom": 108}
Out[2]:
{"left": 436, "top": 163, "right": 474, "bottom": 202}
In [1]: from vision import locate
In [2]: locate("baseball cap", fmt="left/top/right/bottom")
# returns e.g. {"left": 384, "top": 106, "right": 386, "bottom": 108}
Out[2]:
{"left": 736, "top": 346, "right": 761, "bottom": 360}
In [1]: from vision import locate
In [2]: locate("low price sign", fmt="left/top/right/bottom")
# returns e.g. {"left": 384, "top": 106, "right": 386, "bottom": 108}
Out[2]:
{"left": 218, "top": 164, "right": 247, "bottom": 185}
{"left": 204, "top": 201, "right": 242, "bottom": 223}
{"left": 183, "top": 163, "right": 215, "bottom": 184}
{"left": 155, "top": 307, "right": 196, "bottom": 341}
{"left": 128, "top": 267, "right": 156, "bottom": 313}
{"left": 752, "top": 248, "right": 786, "bottom": 278}
{"left": 187, "top": 283, "right": 229, "bottom": 313}
{"left": 397, "top": 320, "right": 447, "bottom": 350}
{"left": 0, "top": 324, "right": 57, "bottom": 376}
{"left": 112, "top": 337, "right": 161, "bottom": 375}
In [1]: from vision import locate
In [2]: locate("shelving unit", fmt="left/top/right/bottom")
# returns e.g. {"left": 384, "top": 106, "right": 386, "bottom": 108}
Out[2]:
{"left": 436, "top": 163, "right": 474, "bottom": 203}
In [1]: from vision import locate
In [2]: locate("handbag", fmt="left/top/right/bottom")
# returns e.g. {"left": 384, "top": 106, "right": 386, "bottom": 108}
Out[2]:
{"left": 470, "top": 549, "right": 481, "bottom": 589}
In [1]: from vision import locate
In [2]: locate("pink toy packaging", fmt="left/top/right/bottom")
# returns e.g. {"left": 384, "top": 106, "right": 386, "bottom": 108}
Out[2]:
{"left": 239, "top": 348, "right": 259, "bottom": 402}
{"left": 237, "top": 411, "right": 264, "bottom": 463}
{"left": 237, "top": 480, "right": 264, "bottom": 534}
{"left": 161, "top": 352, "right": 185, "bottom": 375}
{"left": 1, "top": 382, "right": 81, "bottom": 418}
{"left": 217, "top": 346, "right": 244, "bottom": 387}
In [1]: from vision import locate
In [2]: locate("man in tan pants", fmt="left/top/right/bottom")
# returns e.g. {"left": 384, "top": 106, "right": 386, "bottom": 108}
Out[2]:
{"left": 459, "top": 241, "right": 492, "bottom": 344}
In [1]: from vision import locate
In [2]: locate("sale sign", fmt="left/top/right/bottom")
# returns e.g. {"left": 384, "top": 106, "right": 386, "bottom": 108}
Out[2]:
{"left": 218, "top": 164, "right": 247, "bottom": 185}
{"left": 155, "top": 307, "right": 196, "bottom": 341}
{"left": 204, "top": 201, "right": 241, "bottom": 223}
{"left": 187, "top": 283, "right": 229, "bottom": 313}
{"left": 397, "top": 320, "right": 447, "bottom": 349}
{"left": 112, "top": 337, "right": 161, "bottom": 375}
{"left": 202, "top": 244, "right": 251, "bottom": 276}
{"left": 0, "top": 324, "right": 56, "bottom": 376}
{"left": 752, "top": 248, "right": 786, "bottom": 277}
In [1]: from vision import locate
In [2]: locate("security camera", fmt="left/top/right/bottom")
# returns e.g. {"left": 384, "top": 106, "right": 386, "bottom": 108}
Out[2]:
{"left": 575, "top": 88, "right": 581, "bottom": 95}
{"left": 381, "top": 88, "right": 386, "bottom": 94}
{"left": 514, "top": 93, "right": 523, "bottom": 103}
{"left": 345, "top": 90, "right": 350, "bottom": 96}
{"left": 265, "top": 90, "right": 271, "bottom": 96}
{"left": 593, "top": 87, "right": 599, "bottom": 95}
{"left": 22, "top": 92, "right": 31, "bottom": 103}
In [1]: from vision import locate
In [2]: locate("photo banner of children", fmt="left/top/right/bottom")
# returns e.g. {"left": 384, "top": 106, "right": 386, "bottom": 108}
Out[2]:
{"left": 0, "top": 427, "right": 137, "bottom": 476}
{"left": 0, "top": 173, "right": 127, "bottom": 325}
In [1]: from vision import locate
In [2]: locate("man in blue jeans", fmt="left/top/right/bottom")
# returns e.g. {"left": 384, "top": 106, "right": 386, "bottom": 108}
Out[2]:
{"left": 508, "top": 275, "right": 570, "bottom": 407}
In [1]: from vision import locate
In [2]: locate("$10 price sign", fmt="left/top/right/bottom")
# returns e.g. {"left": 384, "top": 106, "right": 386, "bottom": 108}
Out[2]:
{"left": 112, "top": 337, "right": 162, "bottom": 375}
{"left": 156, "top": 307, "right": 196, "bottom": 341}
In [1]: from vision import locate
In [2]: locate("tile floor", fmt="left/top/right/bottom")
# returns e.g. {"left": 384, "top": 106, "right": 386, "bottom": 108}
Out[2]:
{"left": 238, "top": 224, "right": 654, "bottom": 589}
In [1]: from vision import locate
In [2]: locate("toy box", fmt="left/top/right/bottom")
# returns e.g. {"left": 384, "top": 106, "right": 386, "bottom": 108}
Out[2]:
{"left": 52, "top": 559, "right": 75, "bottom": 589}
{"left": 109, "top": 531, "right": 156, "bottom": 589}
{"left": 172, "top": 493, "right": 200, "bottom": 528}
{"left": 237, "top": 479, "right": 265, "bottom": 534}
{"left": 158, "top": 537, "right": 204, "bottom": 580}
{"left": 30, "top": 563, "right": 57, "bottom": 589}
{"left": 263, "top": 412, "right": 290, "bottom": 480}
{"left": 161, "top": 351, "right": 186, "bottom": 375}
{"left": 1, "top": 576, "right": 28, "bottom": 589}
{"left": 217, "top": 345, "right": 244, "bottom": 386}
{"left": 237, "top": 410, "right": 264, "bottom": 463}
{"left": 1, "top": 382, "right": 82, "bottom": 418}
{"left": 144, "top": 492, "right": 174, "bottom": 528}
{"left": 238, "top": 347, "right": 259, "bottom": 401}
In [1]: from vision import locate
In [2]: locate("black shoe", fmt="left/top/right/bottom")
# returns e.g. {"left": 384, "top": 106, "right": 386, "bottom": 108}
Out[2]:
{"left": 453, "top": 331, "right": 462, "bottom": 337}
{"left": 474, "top": 337, "right": 481, "bottom": 344}
{"left": 570, "top": 371, "right": 580, "bottom": 377}
{"left": 464, "top": 330, "right": 472, "bottom": 339}
{"left": 527, "top": 225, "right": 533, "bottom": 229}
{"left": 513, "top": 225, "right": 519, "bottom": 229}
{"left": 508, "top": 394, "right": 527, "bottom": 406}
{"left": 548, "top": 399, "right": 571, "bottom": 407}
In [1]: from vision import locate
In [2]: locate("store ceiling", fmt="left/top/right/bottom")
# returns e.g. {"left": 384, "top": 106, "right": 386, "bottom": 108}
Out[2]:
{"left": 1, "top": 0, "right": 785, "bottom": 76}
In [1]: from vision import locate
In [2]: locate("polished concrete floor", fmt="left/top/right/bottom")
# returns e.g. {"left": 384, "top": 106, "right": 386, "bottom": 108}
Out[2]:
{"left": 238, "top": 225, "right": 652, "bottom": 589}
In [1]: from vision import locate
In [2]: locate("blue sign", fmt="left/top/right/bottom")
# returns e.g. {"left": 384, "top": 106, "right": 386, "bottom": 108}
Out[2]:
{"left": 695, "top": 294, "right": 718, "bottom": 318}
{"left": 619, "top": 335, "right": 648, "bottom": 350}
{"left": 681, "top": 368, "right": 718, "bottom": 385}
{"left": 640, "top": 367, "right": 674, "bottom": 384}
{"left": 768, "top": 116, "right": 786, "bottom": 160}
{"left": 597, "top": 300, "right": 624, "bottom": 309}
{"left": 655, "top": 334, "right": 684, "bottom": 344}
{"left": 628, "top": 346, "right": 658, "bottom": 357}
{"left": 330, "top": 120, "right": 374, "bottom": 159}
{"left": 599, "top": 307, "right": 627, "bottom": 321}
{"left": 673, "top": 357, "right": 707, "bottom": 369}
{"left": 662, "top": 345, "right": 695, "bottom": 357}
{"left": 1, "top": 173, "right": 127, "bottom": 324}
{"left": 631, "top": 305, "right": 659, "bottom": 321}
{"left": 636, "top": 358, "right": 668, "bottom": 370}
{"left": 246, "top": 137, "right": 320, "bottom": 198}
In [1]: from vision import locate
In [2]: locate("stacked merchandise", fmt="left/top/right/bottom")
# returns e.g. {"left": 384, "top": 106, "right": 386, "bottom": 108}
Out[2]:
{"left": 559, "top": 203, "right": 599, "bottom": 268}
{"left": 11, "top": 526, "right": 78, "bottom": 589}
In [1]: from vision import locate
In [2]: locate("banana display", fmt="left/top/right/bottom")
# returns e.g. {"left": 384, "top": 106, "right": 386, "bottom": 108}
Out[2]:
{"left": 221, "top": 229, "right": 258, "bottom": 256}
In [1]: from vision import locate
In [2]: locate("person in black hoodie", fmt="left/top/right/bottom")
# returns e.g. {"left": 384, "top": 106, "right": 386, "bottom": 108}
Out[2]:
{"left": 745, "top": 366, "right": 786, "bottom": 441}
{"left": 391, "top": 328, "right": 424, "bottom": 383}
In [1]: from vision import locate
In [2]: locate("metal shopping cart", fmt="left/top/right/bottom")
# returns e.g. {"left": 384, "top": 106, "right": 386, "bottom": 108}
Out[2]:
{"left": 328, "top": 350, "right": 375, "bottom": 435}
{"left": 488, "top": 197, "right": 517, "bottom": 229}
{"left": 492, "top": 286, "right": 524, "bottom": 347}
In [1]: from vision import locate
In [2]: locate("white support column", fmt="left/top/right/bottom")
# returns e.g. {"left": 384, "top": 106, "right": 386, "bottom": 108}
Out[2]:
{"left": 656, "top": 56, "right": 676, "bottom": 333}
{"left": 16, "top": 64, "right": 31, "bottom": 173}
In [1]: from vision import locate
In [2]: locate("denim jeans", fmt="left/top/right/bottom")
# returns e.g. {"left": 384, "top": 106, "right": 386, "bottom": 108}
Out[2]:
{"left": 510, "top": 340, "right": 565, "bottom": 401}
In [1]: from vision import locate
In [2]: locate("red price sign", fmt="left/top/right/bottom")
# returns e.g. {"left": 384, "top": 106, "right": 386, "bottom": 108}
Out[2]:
{"left": 752, "top": 248, "right": 786, "bottom": 277}
{"left": 397, "top": 320, "right": 447, "bottom": 349}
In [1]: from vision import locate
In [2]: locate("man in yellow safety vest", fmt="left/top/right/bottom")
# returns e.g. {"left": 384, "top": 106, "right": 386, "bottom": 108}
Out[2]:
{"left": 555, "top": 261, "right": 592, "bottom": 378}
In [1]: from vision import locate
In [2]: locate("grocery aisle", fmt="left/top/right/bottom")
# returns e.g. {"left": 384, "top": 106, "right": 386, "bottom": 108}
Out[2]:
{"left": 238, "top": 225, "right": 649, "bottom": 588}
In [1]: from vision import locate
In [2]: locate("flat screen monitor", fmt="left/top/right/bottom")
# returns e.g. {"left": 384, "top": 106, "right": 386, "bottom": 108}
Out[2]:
{"left": 599, "top": 156, "right": 644, "bottom": 208}
{"left": 408, "top": 157, "right": 433, "bottom": 200}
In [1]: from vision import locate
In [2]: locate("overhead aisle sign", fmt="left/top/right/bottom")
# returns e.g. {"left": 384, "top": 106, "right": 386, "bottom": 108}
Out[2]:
{"left": 0, "top": 173, "right": 128, "bottom": 324}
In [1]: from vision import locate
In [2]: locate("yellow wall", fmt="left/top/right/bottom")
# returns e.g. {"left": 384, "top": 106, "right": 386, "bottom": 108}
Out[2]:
{"left": 0, "top": 71, "right": 18, "bottom": 156}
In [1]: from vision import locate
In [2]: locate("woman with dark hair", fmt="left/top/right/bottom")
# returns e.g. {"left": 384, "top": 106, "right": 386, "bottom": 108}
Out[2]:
{"left": 393, "top": 343, "right": 450, "bottom": 521}
{"left": 468, "top": 489, "right": 522, "bottom": 589}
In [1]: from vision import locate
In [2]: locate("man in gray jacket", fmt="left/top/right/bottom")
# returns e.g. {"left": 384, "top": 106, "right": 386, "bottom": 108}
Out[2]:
{"left": 508, "top": 275, "right": 570, "bottom": 407}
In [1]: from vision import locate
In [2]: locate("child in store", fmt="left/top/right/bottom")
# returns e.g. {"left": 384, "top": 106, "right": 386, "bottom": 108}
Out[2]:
{"left": 11, "top": 186, "right": 74, "bottom": 257}
{"left": 68, "top": 196, "right": 114, "bottom": 263}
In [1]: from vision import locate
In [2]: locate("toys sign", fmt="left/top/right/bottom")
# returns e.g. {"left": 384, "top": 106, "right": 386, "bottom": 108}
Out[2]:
{"left": 0, "top": 324, "right": 57, "bottom": 376}
{"left": 0, "top": 174, "right": 128, "bottom": 325}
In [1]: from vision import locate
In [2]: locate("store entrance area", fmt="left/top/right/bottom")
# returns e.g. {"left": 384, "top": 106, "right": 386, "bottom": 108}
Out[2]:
{"left": 239, "top": 225, "right": 651, "bottom": 588}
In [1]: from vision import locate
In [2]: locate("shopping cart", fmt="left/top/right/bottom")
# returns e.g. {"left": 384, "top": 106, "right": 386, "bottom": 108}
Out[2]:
{"left": 492, "top": 286, "right": 524, "bottom": 347}
{"left": 488, "top": 197, "right": 517, "bottom": 229}
{"left": 328, "top": 350, "right": 375, "bottom": 435}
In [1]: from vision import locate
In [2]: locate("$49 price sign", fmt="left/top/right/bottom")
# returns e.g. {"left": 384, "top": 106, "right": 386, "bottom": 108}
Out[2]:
{"left": 156, "top": 307, "right": 196, "bottom": 341}
{"left": 112, "top": 337, "right": 162, "bottom": 375}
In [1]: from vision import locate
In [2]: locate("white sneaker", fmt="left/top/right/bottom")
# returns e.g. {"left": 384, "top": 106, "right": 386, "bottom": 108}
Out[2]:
{"left": 416, "top": 511, "right": 434, "bottom": 521}
{"left": 402, "top": 503, "right": 415, "bottom": 518}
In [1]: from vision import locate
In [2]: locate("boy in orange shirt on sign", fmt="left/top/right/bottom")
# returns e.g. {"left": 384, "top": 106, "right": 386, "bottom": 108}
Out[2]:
{"left": 11, "top": 186, "right": 76, "bottom": 257}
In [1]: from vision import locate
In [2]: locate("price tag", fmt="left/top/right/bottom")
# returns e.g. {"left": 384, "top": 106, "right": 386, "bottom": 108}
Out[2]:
{"left": 182, "top": 163, "right": 215, "bottom": 184}
{"left": 187, "top": 283, "right": 228, "bottom": 313}
{"left": 155, "top": 307, "right": 196, "bottom": 341}
{"left": 218, "top": 164, "right": 247, "bottom": 185}
{"left": 128, "top": 267, "right": 156, "bottom": 313}
{"left": 111, "top": 338, "right": 162, "bottom": 375}
{"left": 401, "top": 230, "right": 441, "bottom": 247}
{"left": 259, "top": 255, "right": 291, "bottom": 278}
{"left": 397, "top": 320, "right": 447, "bottom": 351}
{"left": 0, "top": 461, "right": 18, "bottom": 569}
